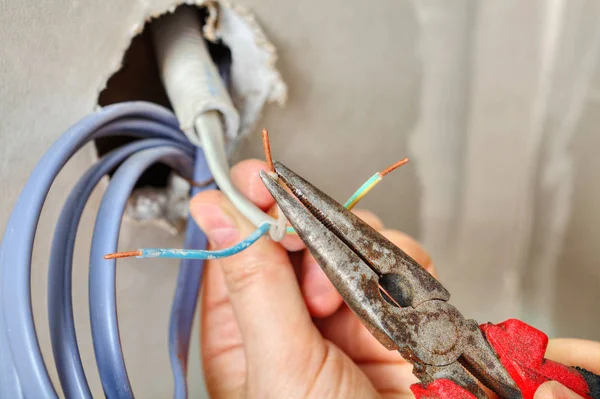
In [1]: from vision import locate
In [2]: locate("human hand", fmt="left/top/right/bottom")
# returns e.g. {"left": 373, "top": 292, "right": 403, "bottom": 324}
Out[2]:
{"left": 190, "top": 159, "right": 600, "bottom": 399}
{"left": 533, "top": 339, "right": 600, "bottom": 399}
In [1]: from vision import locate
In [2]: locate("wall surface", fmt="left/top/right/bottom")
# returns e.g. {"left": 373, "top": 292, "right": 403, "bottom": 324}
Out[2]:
{"left": 1, "top": 0, "right": 599, "bottom": 398}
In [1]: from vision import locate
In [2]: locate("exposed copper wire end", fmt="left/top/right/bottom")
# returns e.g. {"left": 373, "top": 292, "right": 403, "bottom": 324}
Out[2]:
{"left": 262, "top": 128, "right": 274, "bottom": 172}
{"left": 104, "top": 250, "right": 142, "bottom": 260}
{"left": 380, "top": 157, "right": 409, "bottom": 177}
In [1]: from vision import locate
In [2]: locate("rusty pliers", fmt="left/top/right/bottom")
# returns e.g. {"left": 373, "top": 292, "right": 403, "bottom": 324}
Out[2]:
{"left": 260, "top": 162, "right": 600, "bottom": 399}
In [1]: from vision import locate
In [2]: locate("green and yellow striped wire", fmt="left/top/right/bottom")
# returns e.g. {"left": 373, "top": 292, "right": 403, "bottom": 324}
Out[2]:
{"left": 285, "top": 158, "right": 408, "bottom": 235}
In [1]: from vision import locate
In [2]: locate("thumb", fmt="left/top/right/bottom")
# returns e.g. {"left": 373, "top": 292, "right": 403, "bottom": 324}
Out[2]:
{"left": 191, "top": 190, "right": 325, "bottom": 394}
{"left": 534, "top": 381, "right": 586, "bottom": 399}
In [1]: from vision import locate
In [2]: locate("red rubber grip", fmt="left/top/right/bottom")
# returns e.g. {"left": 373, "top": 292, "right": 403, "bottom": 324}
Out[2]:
{"left": 410, "top": 319, "right": 599, "bottom": 398}
{"left": 411, "top": 379, "right": 478, "bottom": 399}
{"left": 481, "top": 319, "right": 598, "bottom": 399}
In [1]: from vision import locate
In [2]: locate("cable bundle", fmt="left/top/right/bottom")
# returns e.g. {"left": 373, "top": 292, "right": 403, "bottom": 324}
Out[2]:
{"left": 0, "top": 102, "right": 210, "bottom": 399}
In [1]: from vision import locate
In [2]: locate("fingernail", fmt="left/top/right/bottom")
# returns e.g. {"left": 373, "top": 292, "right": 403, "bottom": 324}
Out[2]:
{"left": 192, "top": 203, "right": 240, "bottom": 247}
{"left": 304, "top": 261, "right": 335, "bottom": 299}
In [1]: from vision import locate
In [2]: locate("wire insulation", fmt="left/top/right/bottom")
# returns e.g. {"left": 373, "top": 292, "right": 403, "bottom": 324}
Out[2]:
{"left": 168, "top": 147, "right": 215, "bottom": 399}
{"left": 283, "top": 173, "right": 383, "bottom": 235}
{"left": 196, "top": 112, "right": 281, "bottom": 238}
{"left": 285, "top": 159, "right": 409, "bottom": 235}
{"left": 136, "top": 223, "right": 270, "bottom": 259}
{"left": 48, "top": 139, "right": 191, "bottom": 399}
{"left": 0, "top": 101, "right": 189, "bottom": 399}
{"left": 89, "top": 147, "right": 193, "bottom": 398}
{"left": 151, "top": 6, "right": 240, "bottom": 143}
{"left": 0, "top": 94, "right": 409, "bottom": 399}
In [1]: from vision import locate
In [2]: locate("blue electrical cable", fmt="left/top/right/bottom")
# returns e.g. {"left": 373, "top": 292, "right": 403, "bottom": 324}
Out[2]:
{"left": 0, "top": 101, "right": 196, "bottom": 399}
{"left": 169, "top": 147, "right": 215, "bottom": 399}
{"left": 1, "top": 100, "right": 264, "bottom": 399}
{"left": 48, "top": 139, "right": 193, "bottom": 399}
{"left": 137, "top": 223, "right": 270, "bottom": 259}
{"left": 89, "top": 146, "right": 194, "bottom": 398}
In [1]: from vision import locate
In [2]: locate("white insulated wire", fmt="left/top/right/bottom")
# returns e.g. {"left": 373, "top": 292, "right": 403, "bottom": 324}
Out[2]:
{"left": 196, "top": 112, "right": 281, "bottom": 237}
{"left": 151, "top": 6, "right": 283, "bottom": 239}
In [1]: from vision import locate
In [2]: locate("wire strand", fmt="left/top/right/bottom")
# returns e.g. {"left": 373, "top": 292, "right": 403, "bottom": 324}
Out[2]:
{"left": 262, "top": 129, "right": 274, "bottom": 172}
{"left": 380, "top": 157, "right": 409, "bottom": 177}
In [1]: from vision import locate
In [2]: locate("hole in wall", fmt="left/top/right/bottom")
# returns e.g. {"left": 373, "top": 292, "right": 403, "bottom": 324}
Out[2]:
{"left": 95, "top": 4, "right": 233, "bottom": 189}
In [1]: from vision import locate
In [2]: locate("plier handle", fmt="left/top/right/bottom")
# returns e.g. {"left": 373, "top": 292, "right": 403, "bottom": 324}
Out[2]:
{"left": 260, "top": 162, "right": 600, "bottom": 399}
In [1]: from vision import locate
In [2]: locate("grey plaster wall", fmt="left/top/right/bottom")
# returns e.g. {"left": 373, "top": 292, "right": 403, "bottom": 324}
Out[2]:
{"left": 1, "top": 0, "right": 599, "bottom": 398}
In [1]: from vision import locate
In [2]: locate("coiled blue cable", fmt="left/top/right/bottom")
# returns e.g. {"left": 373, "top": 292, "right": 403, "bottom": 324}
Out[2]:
{"left": 0, "top": 102, "right": 188, "bottom": 399}
{"left": 0, "top": 101, "right": 269, "bottom": 399}
{"left": 48, "top": 139, "right": 193, "bottom": 399}
{"left": 89, "top": 147, "right": 195, "bottom": 398}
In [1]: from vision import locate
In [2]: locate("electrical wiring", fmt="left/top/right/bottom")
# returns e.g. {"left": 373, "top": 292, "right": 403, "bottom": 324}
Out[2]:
{"left": 146, "top": 9, "right": 285, "bottom": 397}
{"left": 105, "top": 137, "right": 410, "bottom": 260}
{"left": 90, "top": 147, "right": 195, "bottom": 398}
{"left": 151, "top": 6, "right": 284, "bottom": 242}
{"left": 282, "top": 174, "right": 380, "bottom": 235}
{"left": 0, "top": 101, "right": 195, "bottom": 399}
{"left": 168, "top": 147, "right": 216, "bottom": 399}
{"left": 104, "top": 125, "right": 277, "bottom": 262}
{"left": 48, "top": 139, "right": 192, "bottom": 399}
{"left": 0, "top": 101, "right": 242, "bottom": 399}
{"left": 107, "top": 223, "right": 270, "bottom": 260}
{"left": 343, "top": 173, "right": 385, "bottom": 210}
{"left": 104, "top": 161, "right": 410, "bottom": 259}
{"left": 285, "top": 158, "right": 410, "bottom": 235}
{"left": 0, "top": 100, "right": 279, "bottom": 399}
{"left": 196, "top": 112, "right": 283, "bottom": 239}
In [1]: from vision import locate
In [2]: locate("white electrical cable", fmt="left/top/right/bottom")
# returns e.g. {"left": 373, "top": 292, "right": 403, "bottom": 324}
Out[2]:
{"left": 151, "top": 6, "right": 284, "bottom": 239}
{"left": 195, "top": 111, "right": 282, "bottom": 237}
{"left": 152, "top": 6, "right": 239, "bottom": 144}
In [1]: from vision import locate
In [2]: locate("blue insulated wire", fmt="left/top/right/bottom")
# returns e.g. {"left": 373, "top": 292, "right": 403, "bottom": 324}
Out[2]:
{"left": 0, "top": 101, "right": 189, "bottom": 399}
{"left": 89, "top": 147, "right": 193, "bottom": 399}
{"left": 138, "top": 223, "right": 270, "bottom": 259}
{"left": 95, "top": 118, "right": 190, "bottom": 146}
{"left": 0, "top": 334, "right": 22, "bottom": 399}
{"left": 169, "top": 147, "right": 215, "bottom": 399}
{"left": 48, "top": 139, "right": 193, "bottom": 399}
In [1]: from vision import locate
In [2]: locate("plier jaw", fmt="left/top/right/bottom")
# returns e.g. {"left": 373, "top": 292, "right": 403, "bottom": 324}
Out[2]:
{"left": 260, "top": 162, "right": 522, "bottom": 399}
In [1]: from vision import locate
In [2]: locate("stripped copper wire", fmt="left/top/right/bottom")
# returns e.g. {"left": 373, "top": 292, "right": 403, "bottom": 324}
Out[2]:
{"left": 262, "top": 129, "right": 274, "bottom": 172}
{"left": 380, "top": 157, "right": 409, "bottom": 177}
{"left": 104, "top": 250, "right": 142, "bottom": 260}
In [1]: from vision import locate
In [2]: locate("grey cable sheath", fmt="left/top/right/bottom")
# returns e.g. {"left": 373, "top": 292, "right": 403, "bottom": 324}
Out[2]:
{"left": 48, "top": 139, "right": 192, "bottom": 399}
{"left": 151, "top": 6, "right": 240, "bottom": 143}
{"left": 89, "top": 147, "right": 194, "bottom": 399}
{"left": 0, "top": 102, "right": 188, "bottom": 399}
{"left": 196, "top": 112, "right": 282, "bottom": 237}
{"left": 151, "top": 7, "right": 284, "bottom": 240}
